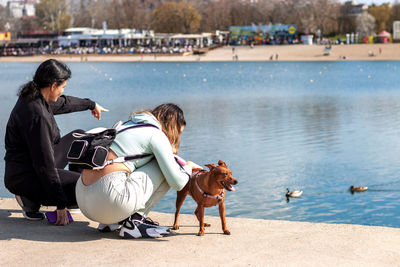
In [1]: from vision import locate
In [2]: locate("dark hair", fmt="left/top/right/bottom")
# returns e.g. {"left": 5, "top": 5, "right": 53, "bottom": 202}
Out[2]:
{"left": 151, "top": 103, "right": 186, "bottom": 151}
{"left": 18, "top": 59, "right": 71, "bottom": 101}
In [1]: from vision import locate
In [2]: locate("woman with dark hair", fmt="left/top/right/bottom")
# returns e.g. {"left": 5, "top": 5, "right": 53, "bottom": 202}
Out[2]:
{"left": 4, "top": 59, "right": 108, "bottom": 225}
{"left": 75, "top": 103, "right": 200, "bottom": 238}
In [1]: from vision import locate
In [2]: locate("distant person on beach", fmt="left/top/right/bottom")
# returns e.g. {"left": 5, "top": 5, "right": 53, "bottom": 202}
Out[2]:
{"left": 4, "top": 59, "right": 108, "bottom": 225}
{"left": 76, "top": 103, "right": 200, "bottom": 239}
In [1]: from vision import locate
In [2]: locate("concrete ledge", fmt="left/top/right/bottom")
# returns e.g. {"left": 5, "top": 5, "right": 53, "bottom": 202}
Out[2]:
{"left": 1, "top": 197, "right": 399, "bottom": 266}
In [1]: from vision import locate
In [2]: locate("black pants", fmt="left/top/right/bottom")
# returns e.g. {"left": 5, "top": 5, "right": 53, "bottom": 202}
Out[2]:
{"left": 9, "top": 129, "right": 84, "bottom": 208}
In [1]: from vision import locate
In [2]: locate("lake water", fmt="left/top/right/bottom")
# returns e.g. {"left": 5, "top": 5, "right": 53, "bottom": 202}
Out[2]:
{"left": 1, "top": 60, "right": 400, "bottom": 228}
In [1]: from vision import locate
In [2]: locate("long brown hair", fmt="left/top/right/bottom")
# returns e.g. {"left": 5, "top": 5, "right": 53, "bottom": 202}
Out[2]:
{"left": 151, "top": 103, "right": 186, "bottom": 152}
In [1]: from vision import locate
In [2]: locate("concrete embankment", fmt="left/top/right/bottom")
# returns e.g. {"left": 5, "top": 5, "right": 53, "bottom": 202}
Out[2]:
{"left": 0, "top": 197, "right": 399, "bottom": 266}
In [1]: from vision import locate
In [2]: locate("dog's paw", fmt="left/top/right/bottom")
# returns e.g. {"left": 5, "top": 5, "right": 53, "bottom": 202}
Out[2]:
{"left": 197, "top": 231, "right": 204, "bottom": 236}
{"left": 204, "top": 223, "right": 211, "bottom": 227}
{"left": 172, "top": 225, "right": 179, "bottom": 230}
{"left": 223, "top": 230, "right": 231, "bottom": 235}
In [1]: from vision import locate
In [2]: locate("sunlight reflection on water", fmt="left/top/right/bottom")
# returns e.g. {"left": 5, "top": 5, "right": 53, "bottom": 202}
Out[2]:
{"left": 1, "top": 61, "right": 400, "bottom": 227}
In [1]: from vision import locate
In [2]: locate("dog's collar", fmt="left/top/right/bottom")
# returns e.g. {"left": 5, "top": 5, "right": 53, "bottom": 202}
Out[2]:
{"left": 192, "top": 172, "right": 224, "bottom": 203}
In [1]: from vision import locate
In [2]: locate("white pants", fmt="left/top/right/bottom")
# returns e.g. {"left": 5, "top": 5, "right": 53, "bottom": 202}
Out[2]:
{"left": 75, "top": 159, "right": 170, "bottom": 224}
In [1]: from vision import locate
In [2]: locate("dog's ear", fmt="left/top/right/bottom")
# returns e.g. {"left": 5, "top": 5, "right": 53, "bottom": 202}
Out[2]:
{"left": 205, "top": 164, "right": 217, "bottom": 170}
{"left": 218, "top": 160, "right": 227, "bottom": 168}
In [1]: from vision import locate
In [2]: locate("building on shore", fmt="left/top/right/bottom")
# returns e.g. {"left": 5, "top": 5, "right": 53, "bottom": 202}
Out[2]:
{"left": 0, "top": 32, "right": 11, "bottom": 42}
{"left": 394, "top": 21, "right": 400, "bottom": 42}
{"left": 0, "top": 27, "right": 219, "bottom": 56}
{"left": 229, "top": 24, "right": 297, "bottom": 45}
{"left": 6, "top": 0, "right": 35, "bottom": 18}
{"left": 57, "top": 28, "right": 213, "bottom": 48}
{"left": 340, "top": 1, "right": 367, "bottom": 17}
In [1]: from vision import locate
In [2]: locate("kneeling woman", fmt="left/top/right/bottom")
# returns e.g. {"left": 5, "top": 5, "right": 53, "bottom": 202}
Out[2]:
{"left": 76, "top": 103, "right": 196, "bottom": 239}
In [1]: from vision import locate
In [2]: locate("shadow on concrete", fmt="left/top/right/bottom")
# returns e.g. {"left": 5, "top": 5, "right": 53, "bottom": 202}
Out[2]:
{"left": 0, "top": 209, "right": 134, "bottom": 242}
{"left": 0, "top": 208, "right": 106, "bottom": 242}
{"left": 0, "top": 208, "right": 184, "bottom": 242}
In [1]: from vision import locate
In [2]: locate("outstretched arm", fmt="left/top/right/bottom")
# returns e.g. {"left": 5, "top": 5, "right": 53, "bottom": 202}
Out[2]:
{"left": 50, "top": 95, "right": 96, "bottom": 114}
{"left": 50, "top": 95, "right": 109, "bottom": 119}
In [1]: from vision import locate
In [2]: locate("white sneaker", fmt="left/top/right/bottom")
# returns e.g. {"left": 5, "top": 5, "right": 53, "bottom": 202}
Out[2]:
{"left": 97, "top": 223, "right": 123, "bottom": 233}
{"left": 131, "top": 213, "right": 170, "bottom": 233}
{"left": 119, "top": 218, "right": 170, "bottom": 239}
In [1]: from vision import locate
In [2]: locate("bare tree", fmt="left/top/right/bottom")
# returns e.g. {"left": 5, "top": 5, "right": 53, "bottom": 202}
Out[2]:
{"left": 72, "top": 6, "right": 93, "bottom": 27}
{"left": 152, "top": 2, "right": 201, "bottom": 33}
{"left": 338, "top": 1, "right": 357, "bottom": 34}
{"left": 197, "top": 0, "right": 231, "bottom": 32}
{"left": 119, "top": 0, "right": 148, "bottom": 29}
{"left": 35, "top": 0, "right": 72, "bottom": 30}
{"left": 0, "top": 5, "right": 9, "bottom": 31}
{"left": 296, "top": 0, "right": 339, "bottom": 35}
{"left": 17, "top": 0, "right": 354, "bottom": 37}
{"left": 14, "top": 17, "right": 41, "bottom": 32}
{"left": 392, "top": 4, "right": 400, "bottom": 21}
{"left": 356, "top": 11, "right": 376, "bottom": 37}
{"left": 368, "top": 3, "right": 393, "bottom": 32}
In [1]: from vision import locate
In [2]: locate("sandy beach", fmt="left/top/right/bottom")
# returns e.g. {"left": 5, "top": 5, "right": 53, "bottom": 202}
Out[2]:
{"left": 1, "top": 198, "right": 400, "bottom": 266}
{"left": 1, "top": 44, "right": 399, "bottom": 62}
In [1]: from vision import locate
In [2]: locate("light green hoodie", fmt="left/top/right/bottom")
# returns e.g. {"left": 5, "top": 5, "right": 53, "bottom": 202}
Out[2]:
{"left": 110, "top": 112, "right": 189, "bottom": 191}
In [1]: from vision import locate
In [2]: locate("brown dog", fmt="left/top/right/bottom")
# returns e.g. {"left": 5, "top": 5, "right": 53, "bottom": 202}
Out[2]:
{"left": 172, "top": 160, "right": 238, "bottom": 236}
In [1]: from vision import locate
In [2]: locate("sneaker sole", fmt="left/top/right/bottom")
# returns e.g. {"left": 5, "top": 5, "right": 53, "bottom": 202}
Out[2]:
{"left": 22, "top": 211, "right": 45, "bottom": 221}
{"left": 119, "top": 223, "right": 167, "bottom": 239}
{"left": 98, "top": 224, "right": 122, "bottom": 233}
{"left": 119, "top": 227, "right": 142, "bottom": 239}
{"left": 121, "top": 231, "right": 141, "bottom": 239}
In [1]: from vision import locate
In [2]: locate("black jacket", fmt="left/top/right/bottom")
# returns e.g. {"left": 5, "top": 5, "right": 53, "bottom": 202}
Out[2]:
{"left": 4, "top": 94, "right": 95, "bottom": 209}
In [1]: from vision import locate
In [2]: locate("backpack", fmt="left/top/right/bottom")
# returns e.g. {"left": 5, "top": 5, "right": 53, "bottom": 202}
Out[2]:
{"left": 67, "top": 123, "right": 158, "bottom": 170}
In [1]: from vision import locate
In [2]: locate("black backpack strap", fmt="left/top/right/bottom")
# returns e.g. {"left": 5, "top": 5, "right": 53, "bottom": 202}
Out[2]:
{"left": 117, "top": 123, "right": 159, "bottom": 134}
{"left": 103, "top": 123, "right": 159, "bottom": 167}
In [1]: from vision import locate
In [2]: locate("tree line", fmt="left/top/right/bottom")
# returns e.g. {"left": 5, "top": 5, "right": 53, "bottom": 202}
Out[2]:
{"left": 0, "top": 0, "right": 399, "bottom": 37}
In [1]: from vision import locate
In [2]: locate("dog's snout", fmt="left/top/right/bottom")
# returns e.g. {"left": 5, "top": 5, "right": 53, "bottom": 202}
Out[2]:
{"left": 232, "top": 180, "right": 238, "bottom": 185}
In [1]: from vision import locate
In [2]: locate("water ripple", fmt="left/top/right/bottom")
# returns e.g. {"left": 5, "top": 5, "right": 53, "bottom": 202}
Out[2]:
{"left": 2, "top": 61, "right": 400, "bottom": 227}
